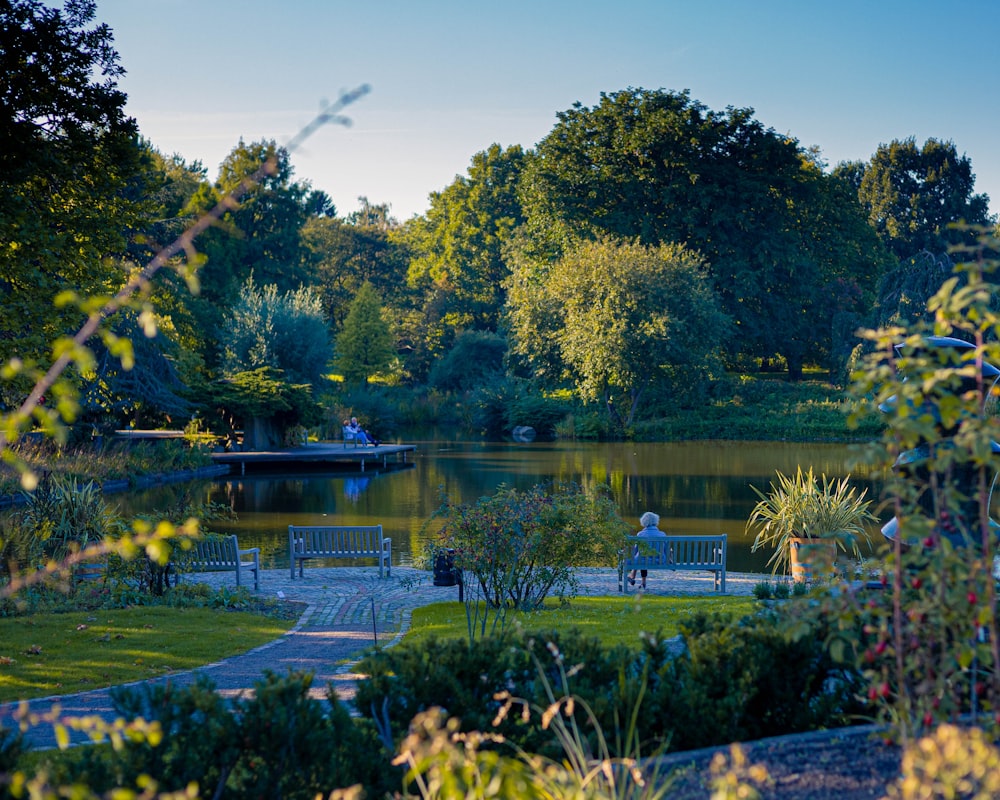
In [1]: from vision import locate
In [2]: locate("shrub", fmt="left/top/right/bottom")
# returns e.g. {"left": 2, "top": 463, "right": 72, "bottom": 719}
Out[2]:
{"left": 429, "top": 330, "right": 506, "bottom": 392}
{"left": 357, "top": 629, "right": 663, "bottom": 761}
{"left": 651, "top": 609, "right": 865, "bottom": 750}
{"left": 427, "top": 482, "right": 628, "bottom": 610}
{"left": 752, "top": 581, "right": 773, "bottom": 600}
{"left": 56, "top": 671, "right": 393, "bottom": 799}
{"left": 357, "top": 612, "right": 862, "bottom": 762}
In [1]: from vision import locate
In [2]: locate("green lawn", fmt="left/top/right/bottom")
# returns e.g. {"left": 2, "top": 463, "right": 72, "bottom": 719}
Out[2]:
{"left": 0, "top": 596, "right": 757, "bottom": 704}
{"left": 0, "top": 607, "right": 296, "bottom": 702}
{"left": 405, "top": 595, "right": 757, "bottom": 648}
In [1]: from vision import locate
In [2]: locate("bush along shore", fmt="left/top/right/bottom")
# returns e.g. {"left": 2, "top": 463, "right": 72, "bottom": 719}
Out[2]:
{"left": 0, "top": 439, "right": 222, "bottom": 508}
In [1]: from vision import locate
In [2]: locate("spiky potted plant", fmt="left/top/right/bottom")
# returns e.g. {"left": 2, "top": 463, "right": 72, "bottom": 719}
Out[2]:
{"left": 746, "top": 466, "right": 877, "bottom": 583}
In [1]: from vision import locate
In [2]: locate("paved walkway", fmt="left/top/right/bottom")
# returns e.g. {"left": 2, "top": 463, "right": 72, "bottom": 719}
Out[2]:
{"left": 0, "top": 566, "right": 758, "bottom": 749}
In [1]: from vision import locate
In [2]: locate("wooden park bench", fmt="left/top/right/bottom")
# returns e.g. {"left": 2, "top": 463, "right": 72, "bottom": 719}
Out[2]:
{"left": 619, "top": 534, "right": 727, "bottom": 593}
{"left": 342, "top": 425, "right": 362, "bottom": 447}
{"left": 288, "top": 524, "right": 392, "bottom": 578}
{"left": 183, "top": 534, "right": 260, "bottom": 590}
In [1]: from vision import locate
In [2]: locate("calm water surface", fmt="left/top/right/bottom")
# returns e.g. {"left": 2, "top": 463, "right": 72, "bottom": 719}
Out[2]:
{"left": 120, "top": 440, "right": 887, "bottom": 575}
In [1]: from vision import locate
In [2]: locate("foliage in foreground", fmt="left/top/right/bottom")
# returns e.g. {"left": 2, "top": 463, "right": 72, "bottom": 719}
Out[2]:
{"left": 357, "top": 610, "right": 865, "bottom": 761}
{"left": 835, "top": 227, "right": 1000, "bottom": 742}
{"left": 28, "top": 671, "right": 392, "bottom": 800}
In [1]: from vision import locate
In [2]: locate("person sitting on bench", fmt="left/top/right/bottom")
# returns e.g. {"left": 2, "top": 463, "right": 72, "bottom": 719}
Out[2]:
{"left": 348, "top": 417, "right": 378, "bottom": 446}
{"left": 627, "top": 511, "right": 670, "bottom": 589}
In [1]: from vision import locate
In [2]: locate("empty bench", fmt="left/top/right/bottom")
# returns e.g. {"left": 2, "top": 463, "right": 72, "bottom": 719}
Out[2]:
{"left": 619, "top": 534, "right": 727, "bottom": 593}
{"left": 183, "top": 534, "right": 260, "bottom": 590}
{"left": 288, "top": 524, "right": 392, "bottom": 578}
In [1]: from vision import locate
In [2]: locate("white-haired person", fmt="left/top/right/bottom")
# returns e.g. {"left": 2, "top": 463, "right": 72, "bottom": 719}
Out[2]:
{"left": 627, "top": 511, "right": 669, "bottom": 589}
{"left": 348, "top": 417, "right": 378, "bottom": 446}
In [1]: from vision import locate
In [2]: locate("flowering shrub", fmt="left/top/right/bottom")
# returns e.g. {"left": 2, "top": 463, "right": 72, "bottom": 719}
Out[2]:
{"left": 427, "top": 482, "right": 628, "bottom": 610}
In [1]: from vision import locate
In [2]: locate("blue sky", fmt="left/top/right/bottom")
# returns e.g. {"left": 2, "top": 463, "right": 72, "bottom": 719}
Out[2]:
{"left": 96, "top": 0, "right": 1000, "bottom": 222}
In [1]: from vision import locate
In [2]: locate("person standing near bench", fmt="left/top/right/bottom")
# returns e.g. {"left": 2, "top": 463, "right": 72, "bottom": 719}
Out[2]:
{"left": 628, "top": 511, "right": 670, "bottom": 589}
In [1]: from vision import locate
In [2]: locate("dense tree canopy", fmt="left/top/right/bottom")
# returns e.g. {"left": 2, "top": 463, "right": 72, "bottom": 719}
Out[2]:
{"left": 0, "top": 0, "right": 147, "bottom": 371}
{"left": 4, "top": 1, "right": 994, "bottom": 439}
{"left": 507, "top": 237, "right": 730, "bottom": 427}
{"left": 186, "top": 139, "right": 312, "bottom": 307}
{"left": 855, "top": 137, "right": 992, "bottom": 261}
{"left": 404, "top": 144, "right": 526, "bottom": 333}
{"left": 300, "top": 197, "right": 408, "bottom": 328}
{"left": 519, "top": 88, "right": 888, "bottom": 377}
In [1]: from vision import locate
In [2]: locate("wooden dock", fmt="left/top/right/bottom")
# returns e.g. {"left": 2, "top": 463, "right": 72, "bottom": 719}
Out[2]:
{"left": 211, "top": 442, "right": 416, "bottom": 474}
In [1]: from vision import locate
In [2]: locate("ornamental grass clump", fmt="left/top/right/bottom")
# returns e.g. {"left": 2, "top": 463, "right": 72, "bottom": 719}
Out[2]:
{"left": 746, "top": 465, "right": 877, "bottom": 576}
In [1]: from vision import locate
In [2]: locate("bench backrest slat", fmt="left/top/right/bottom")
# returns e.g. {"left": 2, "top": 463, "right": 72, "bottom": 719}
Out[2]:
{"left": 291, "top": 525, "right": 384, "bottom": 555}
{"left": 190, "top": 536, "right": 238, "bottom": 569}
{"left": 288, "top": 524, "right": 390, "bottom": 578}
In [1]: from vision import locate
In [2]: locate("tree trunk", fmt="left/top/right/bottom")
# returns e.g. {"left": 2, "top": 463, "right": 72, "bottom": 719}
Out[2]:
{"left": 244, "top": 416, "right": 281, "bottom": 450}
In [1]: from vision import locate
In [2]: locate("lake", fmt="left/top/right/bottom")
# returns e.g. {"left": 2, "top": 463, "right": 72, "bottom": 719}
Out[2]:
{"left": 119, "top": 439, "right": 887, "bottom": 575}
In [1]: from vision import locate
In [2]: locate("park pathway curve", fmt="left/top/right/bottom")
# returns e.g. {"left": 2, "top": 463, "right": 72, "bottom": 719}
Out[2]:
{"left": 0, "top": 566, "right": 757, "bottom": 750}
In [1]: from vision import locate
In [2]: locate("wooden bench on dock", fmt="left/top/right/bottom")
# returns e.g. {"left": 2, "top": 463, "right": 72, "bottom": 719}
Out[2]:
{"left": 619, "top": 534, "right": 727, "bottom": 593}
{"left": 288, "top": 524, "right": 392, "bottom": 578}
{"left": 183, "top": 535, "right": 260, "bottom": 590}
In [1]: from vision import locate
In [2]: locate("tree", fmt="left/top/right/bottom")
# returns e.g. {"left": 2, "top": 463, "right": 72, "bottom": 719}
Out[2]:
{"left": 220, "top": 275, "right": 330, "bottom": 387}
{"left": 212, "top": 367, "right": 321, "bottom": 450}
{"left": 856, "top": 137, "right": 993, "bottom": 261}
{"left": 79, "top": 309, "right": 192, "bottom": 430}
{"left": 404, "top": 144, "right": 526, "bottom": 334}
{"left": 520, "top": 88, "right": 887, "bottom": 377}
{"left": 300, "top": 197, "right": 409, "bottom": 328}
{"left": 335, "top": 282, "right": 394, "bottom": 386}
{"left": 0, "top": 0, "right": 148, "bottom": 370}
{"left": 186, "top": 138, "right": 311, "bottom": 307}
{"left": 507, "top": 237, "right": 730, "bottom": 428}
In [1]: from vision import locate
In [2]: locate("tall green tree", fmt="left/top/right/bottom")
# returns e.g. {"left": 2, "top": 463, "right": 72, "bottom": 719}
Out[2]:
{"left": 520, "top": 88, "right": 886, "bottom": 377}
{"left": 335, "top": 282, "right": 394, "bottom": 386}
{"left": 300, "top": 197, "right": 408, "bottom": 328}
{"left": 220, "top": 275, "right": 330, "bottom": 387}
{"left": 856, "top": 137, "right": 992, "bottom": 261}
{"left": 404, "top": 144, "right": 526, "bottom": 334}
{"left": 186, "top": 139, "right": 311, "bottom": 306}
{"left": 507, "top": 237, "right": 730, "bottom": 428}
{"left": 0, "top": 0, "right": 148, "bottom": 373}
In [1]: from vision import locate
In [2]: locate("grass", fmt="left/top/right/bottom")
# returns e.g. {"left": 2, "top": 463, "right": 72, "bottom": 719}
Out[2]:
{"left": 0, "top": 594, "right": 755, "bottom": 704}
{"left": 0, "top": 606, "right": 296, "bottom": 702}
{"left": 404, "top": 595, "right": 757, "bottom": 648}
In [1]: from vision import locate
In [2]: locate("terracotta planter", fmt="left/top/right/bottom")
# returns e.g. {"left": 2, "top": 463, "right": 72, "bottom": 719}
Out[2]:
{"left": 789, "top": 538, "right": 838, "bottom": 584}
